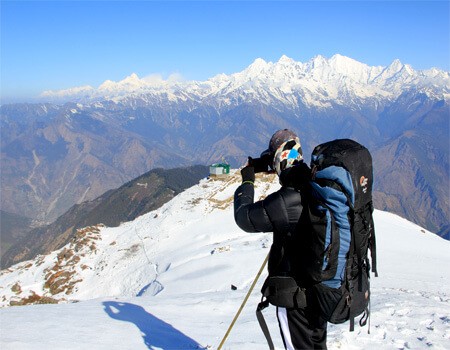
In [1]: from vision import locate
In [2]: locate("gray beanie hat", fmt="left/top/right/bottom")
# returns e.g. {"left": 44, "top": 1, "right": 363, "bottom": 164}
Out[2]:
{"left": 268, "top": 129, "right": 299, "bottom": 153}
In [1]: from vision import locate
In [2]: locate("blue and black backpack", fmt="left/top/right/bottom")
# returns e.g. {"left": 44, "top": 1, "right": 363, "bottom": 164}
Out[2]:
{"left": 306, "top": 138, "right": 378, "bottom": 330}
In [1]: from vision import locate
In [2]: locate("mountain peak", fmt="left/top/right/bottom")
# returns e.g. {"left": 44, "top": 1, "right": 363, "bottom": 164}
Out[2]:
{"left": 247, "top": 57, "right": 269, "bottom": 70}
{"left": 98, "top": 73, "right": 145, "bottom": 93}
{"left": 329, "top": 54, "right": 362, "bottom": 67}
{"left": 388, "top": 58, "right": 405, "bottom": 72}
{"left": 311, "top": 54, "right": 327, "bottom": 66}
{"left": 125, "top": 73, "right": 140, "bottom": 81}
{"left": 278, "top": 55, "right": 295, "bottom": 64}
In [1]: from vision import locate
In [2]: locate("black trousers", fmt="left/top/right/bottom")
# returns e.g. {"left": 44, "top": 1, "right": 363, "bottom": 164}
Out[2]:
{"left": 276, "top": 306, "right": 327, "bottom": 350}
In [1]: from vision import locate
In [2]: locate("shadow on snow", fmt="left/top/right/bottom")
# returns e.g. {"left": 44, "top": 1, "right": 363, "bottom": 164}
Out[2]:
{"left": 103, "top": 301, "right": 204, "bottom": 350}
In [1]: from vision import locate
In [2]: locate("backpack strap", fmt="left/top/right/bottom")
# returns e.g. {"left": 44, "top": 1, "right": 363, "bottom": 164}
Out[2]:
{"left": 263, "top": 191, "right": 292, "bottom": 237}
{"left": 263, "top": 192, "right": 293, "bottom": 274}
{"left": 368, "top": 201, "right": 378, "bottom": 277}
{"left": 256, "top": 299, "right": 275, "bottom": 350}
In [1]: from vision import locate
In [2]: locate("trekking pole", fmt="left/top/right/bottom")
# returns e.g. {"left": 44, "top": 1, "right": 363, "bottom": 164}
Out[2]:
{"left": 217, "top": 252, "right": 269, "bottom": 350}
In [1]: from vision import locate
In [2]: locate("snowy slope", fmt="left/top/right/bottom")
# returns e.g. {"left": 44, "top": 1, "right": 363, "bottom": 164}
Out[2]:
{"left": 1, "top": 171, "right": 449, "bottom": 350}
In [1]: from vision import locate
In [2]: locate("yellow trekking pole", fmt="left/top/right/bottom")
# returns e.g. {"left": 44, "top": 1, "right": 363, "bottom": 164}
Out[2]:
{"left": 217, "top": 252, "right": 270, "bottom": 350}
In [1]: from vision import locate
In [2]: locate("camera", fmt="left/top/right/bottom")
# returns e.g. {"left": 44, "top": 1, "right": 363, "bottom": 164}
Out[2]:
{"left": 248, "top": 150, "right": 274, "bottom": 173}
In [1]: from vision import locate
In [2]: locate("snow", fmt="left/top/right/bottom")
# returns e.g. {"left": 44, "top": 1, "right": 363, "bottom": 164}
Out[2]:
{"left": 39, "top": 54, "right": 450, "bottom": 107}
{"left": 43, "top": 85, "right": 92, "bottom": 96}
{"left": 1, "top": 171, "right": 450, "bottom": 349}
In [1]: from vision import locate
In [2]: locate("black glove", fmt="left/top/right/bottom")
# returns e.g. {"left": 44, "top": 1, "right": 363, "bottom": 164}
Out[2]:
{"left": 241, "top": 166, "right": 255, "bottom": 184}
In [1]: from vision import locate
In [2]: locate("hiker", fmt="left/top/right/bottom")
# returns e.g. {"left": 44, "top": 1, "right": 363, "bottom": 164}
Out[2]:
{"left": 234, "top": 129, "right": 328, "bottom": 349}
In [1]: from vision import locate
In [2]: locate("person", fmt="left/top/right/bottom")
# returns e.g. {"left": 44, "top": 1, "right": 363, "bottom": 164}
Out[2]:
{"left": 233, "top": 129, "right": 328, "bottom": 350}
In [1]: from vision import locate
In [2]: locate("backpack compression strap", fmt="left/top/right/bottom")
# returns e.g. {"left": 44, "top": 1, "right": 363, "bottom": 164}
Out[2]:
{"left": 347, "top": 201, "right": 378, "bottom": 332}
{"left": 368, "top": 201, "right": 378, "bottom": 277}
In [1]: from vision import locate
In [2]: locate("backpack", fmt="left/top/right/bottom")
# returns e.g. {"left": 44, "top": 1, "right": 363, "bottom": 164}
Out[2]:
{"left": 256, "top": 139, "right": 378, "bottom": 348}
{"left": 306, "top": 138, "right": 378, "bottom": 329}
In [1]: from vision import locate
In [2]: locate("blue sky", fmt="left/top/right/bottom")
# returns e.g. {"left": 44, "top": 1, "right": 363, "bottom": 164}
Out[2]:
{"left": 1, "top": 1, "right": 449, "bottom": 102}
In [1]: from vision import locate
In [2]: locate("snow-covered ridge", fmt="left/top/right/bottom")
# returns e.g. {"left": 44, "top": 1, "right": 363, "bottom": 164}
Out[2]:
{"left": 0, "top": 171, "right": 278, "bottom": 306}
{"left": 1, "top": 170, "right": 450, "bottom": 349}
{"left": 40, "top": 54, "right": 450, "bottom": 107}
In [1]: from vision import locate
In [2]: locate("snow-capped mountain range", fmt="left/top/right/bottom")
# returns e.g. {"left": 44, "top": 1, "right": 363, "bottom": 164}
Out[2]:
{"left": 1, "top": 171, "right": 449, "bottom": 349}
{"left": 1, "top": 53, "right": 449, "bottom": 260}
{"left": 40, "top": 54, "right": 450, "bottom": 107}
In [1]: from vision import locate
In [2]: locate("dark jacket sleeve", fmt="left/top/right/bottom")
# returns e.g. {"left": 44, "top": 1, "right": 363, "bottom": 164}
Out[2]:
{"left": 234, "top": 183, "right": 274, "bottom": 233}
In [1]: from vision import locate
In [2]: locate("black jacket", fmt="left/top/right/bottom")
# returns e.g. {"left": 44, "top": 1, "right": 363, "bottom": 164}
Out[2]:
{"left": 234, "top": 164, "right": 311, "bottom": 280}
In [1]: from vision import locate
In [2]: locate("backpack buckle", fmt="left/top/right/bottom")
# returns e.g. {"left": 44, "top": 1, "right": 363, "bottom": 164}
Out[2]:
{"left": 346, "top": 294, "right": 352, "bottom": 307}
